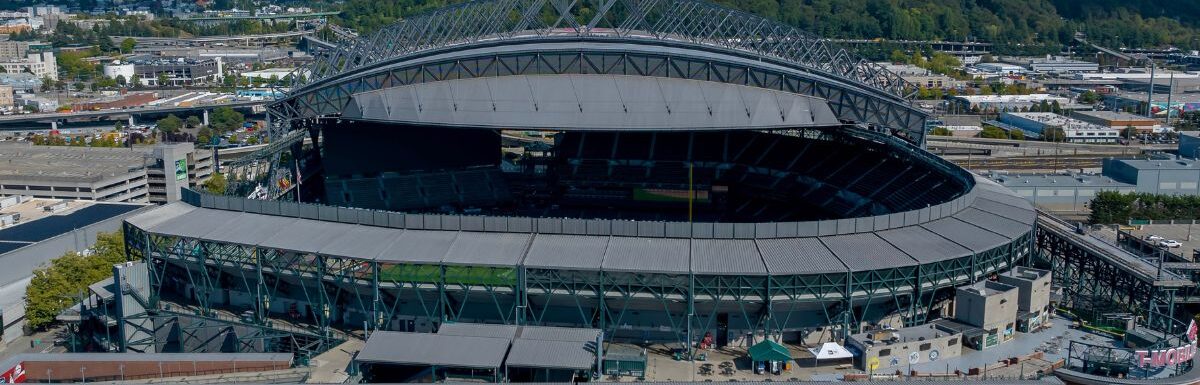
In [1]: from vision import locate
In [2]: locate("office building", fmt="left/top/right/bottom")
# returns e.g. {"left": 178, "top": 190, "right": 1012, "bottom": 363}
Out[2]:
{"left": 0, "top": 52, "right": 57, "bottom": 81}
{"left": 0, "top": 41, "right": 47, "bottom": 59}
{"left": 131, "top": 57, "right": 222, "bottom": 86}
{"left": 0, "top": 84, "right": 14, "bottom": 108}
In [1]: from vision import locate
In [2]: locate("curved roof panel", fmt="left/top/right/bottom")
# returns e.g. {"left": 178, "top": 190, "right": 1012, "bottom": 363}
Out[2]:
{"left": 342, "top": 75, "right": 840, "bottom": 131}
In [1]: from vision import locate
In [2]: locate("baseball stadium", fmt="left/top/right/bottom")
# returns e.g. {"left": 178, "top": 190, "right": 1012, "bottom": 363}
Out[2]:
{"left": 119, "top": 0, "right": 1036, "bottom": 355}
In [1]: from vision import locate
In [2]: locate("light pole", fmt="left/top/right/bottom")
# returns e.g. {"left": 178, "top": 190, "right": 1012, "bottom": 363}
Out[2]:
{"left": 80, "top": 366, "right": 86, "bottom": 383}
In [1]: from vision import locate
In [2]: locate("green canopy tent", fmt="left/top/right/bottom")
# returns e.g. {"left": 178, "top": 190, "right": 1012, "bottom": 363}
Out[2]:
{"left": 748, "top": 339, "right": 791, "bottom": 363}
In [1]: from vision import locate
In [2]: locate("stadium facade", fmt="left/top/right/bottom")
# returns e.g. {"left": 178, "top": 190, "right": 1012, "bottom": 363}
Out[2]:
{"left": 126, "top": 0, "right": 1035, "bottom": 350}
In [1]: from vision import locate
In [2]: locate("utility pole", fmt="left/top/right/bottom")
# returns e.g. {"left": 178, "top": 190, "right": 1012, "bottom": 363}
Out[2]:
{"left": 1147, "top": 61, "right": 1156, "bottom": 118}
{"left": 1166, "top": 73, "right": 1176, "bottom": 126}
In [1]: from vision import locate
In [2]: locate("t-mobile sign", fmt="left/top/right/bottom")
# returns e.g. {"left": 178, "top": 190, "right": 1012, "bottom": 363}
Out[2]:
{"left": 1134, "top": 320, "right": 1199, "bottom": 369}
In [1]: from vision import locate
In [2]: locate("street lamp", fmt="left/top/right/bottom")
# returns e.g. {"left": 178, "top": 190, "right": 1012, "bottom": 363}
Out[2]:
{"left": 80, "top": 366, "right": 86, "bottom": 384}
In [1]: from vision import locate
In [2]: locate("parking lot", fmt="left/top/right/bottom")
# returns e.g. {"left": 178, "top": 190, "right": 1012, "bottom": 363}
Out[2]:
{"left": 1124, "top": 223, "right": 1200, "bottom": 261}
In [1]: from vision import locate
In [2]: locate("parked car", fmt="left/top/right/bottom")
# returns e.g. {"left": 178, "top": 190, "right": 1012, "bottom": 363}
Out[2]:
{"left": 1147, "top": 235, "right": 1165, "bottom": 242}
{"left": 1161, "top": 240, "right": 1182, "bottom": 248}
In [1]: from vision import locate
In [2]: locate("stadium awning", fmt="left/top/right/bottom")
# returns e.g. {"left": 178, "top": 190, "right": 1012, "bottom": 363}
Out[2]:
{"left": 748, "top": 340, "right": 791, "bottom": 362}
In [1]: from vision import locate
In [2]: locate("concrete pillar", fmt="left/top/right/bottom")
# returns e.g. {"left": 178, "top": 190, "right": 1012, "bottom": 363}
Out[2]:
{"left": 202, "top": 110, "right": 209, "bottom": 127}
{"left": 50, "top": 120, "right": 57, "bottom": 130}
{"left": 128, "top": 115, "right": 135, "bottom": 128}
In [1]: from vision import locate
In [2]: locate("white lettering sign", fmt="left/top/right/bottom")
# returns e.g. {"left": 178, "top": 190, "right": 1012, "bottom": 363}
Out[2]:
{"left": 1133, "top": 320, "right": 1199, "bottom": 368}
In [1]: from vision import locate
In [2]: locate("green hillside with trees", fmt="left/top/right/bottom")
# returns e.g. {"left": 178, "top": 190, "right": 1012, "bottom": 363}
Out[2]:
{"left": 324, "top": 0, "right": 1200, "bottom": 56}
{"left": 5, "top": 0, "right": 1197, "bottom": 55}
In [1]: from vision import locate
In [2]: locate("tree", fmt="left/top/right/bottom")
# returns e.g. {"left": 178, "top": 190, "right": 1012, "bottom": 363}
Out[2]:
{"left": 186, "top": 115, "right": 202, "bottom": 128}
{"left": 120, "top": 37, "right": 136, "bottom": 54}
{"left": 1010, "top": 129, "right": 1025, "bottom": 140}
{"left": 156, "top": 114, "right": 183, "bottom": 133}
{"left": 1122, "top": 125, "right": 1139, "bottom": 140}
{"left": 979, "top": 126, "right": 1009, "bottom": 139}
{"left": 201, "top": 172, "right": 228, "bottom": 195}
{"left": 889, "top": 49, "right": 908, "bottom": 64}
{"left": 25, "top": 232, "right": 127, "bottom": 330}
{"left": 130, "top": 74, "right": 141, "bottom": 88}
{"left": 930, "top": 126, "right": 953, "bottom": 136}
{"left": 196, "top": 127, "right": 214, "bottom": 145}
{"left": 157, "top": 73, "right": 170, "bottom": 87}
{"left": 1089, "top": 191, "right": 1138, "bottom": 224}
{"left": 208, "top": 106, "right": 244, "bottom": 132}
{"left": 1042, "top": 125, "right": 1066, "bottom": 142}
{"left": 1078, "top": 90, "right": 1101, "bottom": 104}
{"left": 115, "top": 74, "right": 126, "bottom": 86}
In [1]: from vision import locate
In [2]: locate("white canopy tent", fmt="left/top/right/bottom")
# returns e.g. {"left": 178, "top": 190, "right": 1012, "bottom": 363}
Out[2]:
{"left": 809, "top": 342, "right": 853, "bottom": 360}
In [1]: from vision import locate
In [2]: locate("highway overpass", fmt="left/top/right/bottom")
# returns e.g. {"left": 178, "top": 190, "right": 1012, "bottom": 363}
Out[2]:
{"left": 0, "top": 100, "right": 269, "bottom": 129}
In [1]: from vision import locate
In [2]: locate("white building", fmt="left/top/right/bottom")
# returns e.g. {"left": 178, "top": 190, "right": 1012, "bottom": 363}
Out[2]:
{"left": 102, "top": 62, "right": 136, "bottom": 81}
{"left": 1028, "top": 57, "right": 1099, "bottom": 73}
{"left": 1075, "top": 71, "right": 1200, "bottom": 81}
{"left": 950, "top": 94, "right": 1072, "bottom": 112}
{"left": 972, "top": 63, "right": 1026, "bottom": 76}
{"left": 238, "top": 67, "right": 307, "bottom": 81}
{"left": 0, "top": 52, "right": 57, "bottom": 81}
{"left": 1000, "top": 112, "right": 1120, "bottom": 143}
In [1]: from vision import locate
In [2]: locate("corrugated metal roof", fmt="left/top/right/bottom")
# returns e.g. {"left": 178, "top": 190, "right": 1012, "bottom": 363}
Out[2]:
{"left": 523, "top": 234, "right": 608, "bottom": 270}
{"left": 148, "top": 208, "right": 239, "bottom": 239}
{"left": 0, "top": 352, "right": 292, "bottom": 363}
{"left": 505, "top": 339, "right": 596, "bottom": 370}
{"left": 821, "top": 233, "right": 917, "bottom": 271}
{"left": 201, "top": 213, "right": 294, "bottom": 246}
{"left": 259, "top": 218, "right": 349, "bottom": 253}
{"left": 976, "top": 188, "right": 1035, "bottom": 211}
{"left": 319, "top": 225, "right": 400, "bottom": 259}
{"left": 690, "top": 239, "right": 766, "bottom": 275}
{"left": 516, "top": 326, "right": 602, "bottom": 343}
{"left": 877, "top": 226, "right": 971, "bottom": 263}
{"left": 377, "top": 230, "right": 457, "bottom": 264}
{"left": 442, "top": 232, "right": 531, "bottom": 266}
{"left": 124, "top": 202, "right": 195, "bottom": 230}
{"left": 972, "top": 196, "right": 1036, "bottom": 224}
{"left": 921, "top": 217, "right": 1009, "bottom": 252}
{"left": 756, "top": 238, "right": 846, "bottom": 275}
{"left": 601, "top": 237, "right": 689, "bottom": 273}
{"left": 356, "top": 332, "right": 510, "bottom": 368}
{"left": 438, "top": 323, "right": 519, "bottom": 339}
{"left": 954, "top": 208, "right": 1033, "bottom": 239}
